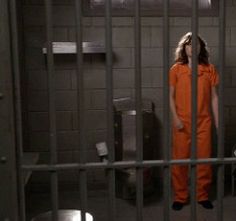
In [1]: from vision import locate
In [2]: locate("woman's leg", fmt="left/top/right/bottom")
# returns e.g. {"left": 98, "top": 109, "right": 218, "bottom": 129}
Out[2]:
{"left": 196, "top": 117, "right": 212, "bottom": 201}
{"left": 172, "top": 124, "right": 191, "bottom": 203}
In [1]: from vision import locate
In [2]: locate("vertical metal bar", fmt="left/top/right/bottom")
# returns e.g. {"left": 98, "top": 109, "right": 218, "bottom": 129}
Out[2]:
{"left": 105, "top": 1, "right": 116, "bottom": 221}
{"left": 217, "top": 0, "right": 225, "bottom": 220}
{"left": 190, "top": 0, "right": 198, "bottom": 220}
{"left": 45, "top": 1, "right": 58, "bottom": 220}
{"left": 134, "top": 1, "right": 143, "bottom": 221}
{"left": 0, "top": 0, "right": 19, "bottom": 220}
{"left": 9, "top": 0, "right": 26, "bottom": 220}
{"left": 75, "top": 1, "right": 88, "bottom": 221}
{"left": 163, "top": 0, "right": 171, "bottom": 220}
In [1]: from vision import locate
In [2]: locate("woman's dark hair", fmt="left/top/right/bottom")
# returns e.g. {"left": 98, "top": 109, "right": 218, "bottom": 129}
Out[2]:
{"left": 175, "top": 32, "right": 209, "bottom": 65}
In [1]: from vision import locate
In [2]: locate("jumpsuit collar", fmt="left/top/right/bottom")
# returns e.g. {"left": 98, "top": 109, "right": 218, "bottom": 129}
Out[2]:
{"left": 183, "top": 64, "right": 207, "bottom": 76}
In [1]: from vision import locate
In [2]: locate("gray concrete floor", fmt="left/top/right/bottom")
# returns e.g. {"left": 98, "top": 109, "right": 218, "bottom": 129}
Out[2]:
{"left": 26, "top": 184, "right": 236, "bottom": 221}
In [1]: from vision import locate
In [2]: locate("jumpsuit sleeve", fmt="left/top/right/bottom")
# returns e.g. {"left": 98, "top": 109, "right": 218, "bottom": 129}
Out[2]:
{"left": 169, "top": 64, "right": 178, "bottom": 87}
{"left": 209, "top": 64, "right": 219, "bottom": 86}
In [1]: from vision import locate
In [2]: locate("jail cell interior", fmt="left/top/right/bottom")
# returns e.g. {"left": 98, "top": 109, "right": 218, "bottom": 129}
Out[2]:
{"left": 1, "top": 0, "right": 236, "bottom": 221}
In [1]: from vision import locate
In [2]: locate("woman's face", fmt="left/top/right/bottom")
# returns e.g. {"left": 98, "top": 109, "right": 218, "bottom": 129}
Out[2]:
{"left": 185, "top": 40, "right": 200, "bottom": 58}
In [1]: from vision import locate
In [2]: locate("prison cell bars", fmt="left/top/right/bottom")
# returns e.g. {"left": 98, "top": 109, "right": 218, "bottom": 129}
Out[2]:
{"left": 105, "top": 1, "right": 116, "bottom": 221}
{"left": 8, "top": 0, "right": 26, "bottom": 220}
{"left": 22, "top": 158, "right": 236, "bottom": 170}
{"left": 163, "top": 0, "right": 171, "bottom": 220}
{"left": 190, "top": 0, "right": 198, "bottom": 220}
{"left": 217, "top": 0, "right": 226, "bottom": 221}
{"left": 15, "top": 1, "right": 229, "bottom": 221}
{"left": 75, "top": 1, "right": 88, "bottom": 221}
{"left": 134, "top": 1, "right": 144, "bottom": 221}
{"left": 44, "top": 1, "right": 59, "bottom": 221}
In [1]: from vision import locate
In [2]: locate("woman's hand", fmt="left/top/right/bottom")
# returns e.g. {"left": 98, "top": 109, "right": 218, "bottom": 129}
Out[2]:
{"left": 174, "top": 117, "right": 184, "bottom": 130}
{"left": 170, "top": 86, "right": 184, "bottom": 130}
{"left": 211, "top": 86, "right": 219, "bottom": 133}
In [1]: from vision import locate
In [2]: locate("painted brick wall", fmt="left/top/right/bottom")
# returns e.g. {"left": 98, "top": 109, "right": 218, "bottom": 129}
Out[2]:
{"left": 21, "top": 0, "right": 236, "bottom": 189}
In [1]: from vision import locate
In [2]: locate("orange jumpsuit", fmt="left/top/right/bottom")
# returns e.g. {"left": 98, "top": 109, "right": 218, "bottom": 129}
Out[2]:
{"left": 169, "top": 63, "right": 219, "bottom": 203}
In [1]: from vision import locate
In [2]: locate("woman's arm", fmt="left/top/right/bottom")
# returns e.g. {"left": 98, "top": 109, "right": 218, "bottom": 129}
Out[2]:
{"left": 211, "top": 86, "right": 219, "bottom": 130}
{"left": 170, "top": 86, "right": 184, "bottom": 130}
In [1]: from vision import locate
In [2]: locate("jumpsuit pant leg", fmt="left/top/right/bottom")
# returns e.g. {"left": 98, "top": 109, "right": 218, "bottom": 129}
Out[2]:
{"left": 196, "top": 117, "right": 212, "bottom": 201}
{"left": 172, "top": 120, "right": 191, "bottom": 203}
{"left": 172, "top": 117, "right": 213, "bottom": 203}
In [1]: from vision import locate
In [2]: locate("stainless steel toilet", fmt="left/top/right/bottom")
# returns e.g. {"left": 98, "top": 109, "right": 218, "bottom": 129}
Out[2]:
{"left": 113, "top": 98, "right": 157, "bottom": 199}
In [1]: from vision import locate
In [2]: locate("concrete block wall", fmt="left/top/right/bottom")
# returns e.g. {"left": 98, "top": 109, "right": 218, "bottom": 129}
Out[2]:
{"left": 21, "top": 0, "right": 236, "bottom": 190}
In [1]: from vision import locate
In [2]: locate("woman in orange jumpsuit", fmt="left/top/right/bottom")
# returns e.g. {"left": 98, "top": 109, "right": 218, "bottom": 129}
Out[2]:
{"left": 169, "top": 32, "right": 219, "bottom": 210}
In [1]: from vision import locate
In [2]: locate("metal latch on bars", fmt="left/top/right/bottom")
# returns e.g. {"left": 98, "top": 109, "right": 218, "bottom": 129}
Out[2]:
{"left": 0, "top": 156, "right": 7, "bottom": 164}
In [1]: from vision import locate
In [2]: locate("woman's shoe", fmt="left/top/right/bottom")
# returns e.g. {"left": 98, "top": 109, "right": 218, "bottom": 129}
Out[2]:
{"left": 198, "top": 200, "right": 214, "bottom": 209}
{"left": 172, "top": 201, "right": 185, "bottom": 211}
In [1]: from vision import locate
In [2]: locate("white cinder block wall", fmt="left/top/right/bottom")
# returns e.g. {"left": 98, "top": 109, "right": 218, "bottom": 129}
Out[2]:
{"left": 21, "top": 0, "right": 236, "bottom": 190}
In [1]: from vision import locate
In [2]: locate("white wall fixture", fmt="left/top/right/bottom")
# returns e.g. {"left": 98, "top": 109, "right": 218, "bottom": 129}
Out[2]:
{"left": 42, "top": 42, "right": 105, "bottom": 54}
{"left": 83, "top": 0, "right": 218, "bottom": 16}
{"left": 91, "top": 0, "right": 211, "bottom": 9}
